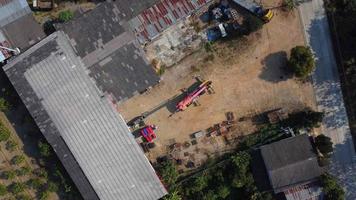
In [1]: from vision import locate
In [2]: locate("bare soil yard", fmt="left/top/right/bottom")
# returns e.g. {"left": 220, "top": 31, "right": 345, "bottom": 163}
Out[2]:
{"left": 118, "top": 4, "right": 317, "bottom": 169}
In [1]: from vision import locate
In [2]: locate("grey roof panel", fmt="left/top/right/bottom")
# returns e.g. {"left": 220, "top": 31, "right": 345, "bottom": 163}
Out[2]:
{"left": 1, "top": 13, "right": 45, "bottom": 50}
{"left": 0, "top": 0, "right": 31, "bottom": 27}
{"left": 3, "top": 31, "right": 167, "bottom": 200}
{"left": 260, "top": 135, "right": 323, "bottom": 193}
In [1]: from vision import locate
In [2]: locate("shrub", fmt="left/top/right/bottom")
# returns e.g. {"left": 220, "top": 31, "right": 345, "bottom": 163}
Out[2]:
{"left": 16, "top": 166, "right": 32, "bottom": 176}
{"left": 283, "top": 0, "right": 296, "bottom": 11}
{"left": 47, "top": 181, "right": 58, "bottom": 192}
{"left": 288, "top": 46, "right": 316, "bottom": 78}
{"left": 4, "top": 170, "right": 16, "bottom": 180}
{"left": 35, "top": 168, "right": 48, "bottom": 179}
{"left": 27, "top": 178, "right": 44, "bottom": 190}
{"left": 8, "top": 182, "right": 25, "bottom": 195}
{"left": 6, "top": 140, "right": 18, "bottom": 152}
{"left": 16, "top": 194, "right": 32, "bottom": 200}
{"left": 0, "top": 184, "right": 7, "bottom": 196}
{"left": 320, "top": 173, "right": 345, "bottom": 200}
{"left": 157, "top": 160, "right": 178, "bottom": 187}
{"left": 58, "top": 10, "right": 74, "bottom": 22}
{"left": 38, "top": 141, "right": 51, "bottom": 157}
{"left": 0, "top": 123, "right": 11, "bottom": 142}
{"left": 11, "top": 155, "right": 25, "bottom": 165}
{"left": 39, "top": 190, "right": 50, "bottom": 200}
{"left": 0, "top": 98, "right": 10, "bottom": 112}
{"left": 163, "top": 190, "right": 182, "bottom": 200}
{"left": 315, "top": 134, "right": 334, "bottom": 156}
{"left": 283, "top": 109, "right": 324, "bottom": 131}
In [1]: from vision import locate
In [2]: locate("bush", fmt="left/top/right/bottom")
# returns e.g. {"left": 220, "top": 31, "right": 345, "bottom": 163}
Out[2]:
{"left": 27, "top": 178, "right": 44, "bottom": 190}
{"left": 47, "top": 181, "right": 58, "bottom": 192}
{"left": 315, "top": 134, "right": 334, "bottom": 156}
{"left": 39, "top": 190, "right": 50, "bottom": 200}
{"left": 16, "top": 166, "right": 32, "bottom": 176}
{"left": 288, "top": 46, "right": 316, "bottom": 79}
{"left": 8, "top": 182, "right": 25, "bottom": 195}
{"left": 0, "top": 184, "right": 7, "bottom": 196}
{"left": 320, "top": 173, "right": 345, "bottom": 200}
{"left": 11, "top": 155, "right": 25, "bottom": 165}
{"left": 0, "top": 123, "right": 11, "bottom": 142}
{"left": 4, "top": 170, "right": 16, "bottom": 180}
{"left": 35, "top": 168, "right": 48, "bottom": 179}
{"left": 38, "top": 141, "right": 51, "bottom": 157}
{"left": 0, "top": 98, "right": 10, "bottom": 112}
{"left": 16, "top": 194, "right": 32, "bottom": 200}
{"left": 243, "top": 15, "right": 264, "bottom": 34}
{"left": 283, "top": 0, "right": 296, "bottom": 11}
{"left": 157, "top": 160, "right": 178, "bottom": 188}
{"left": 6, "top": 140, "right": 18, "bottom": 152}
{"left": 58, "top": 10, "right": 74, "bottom": 22}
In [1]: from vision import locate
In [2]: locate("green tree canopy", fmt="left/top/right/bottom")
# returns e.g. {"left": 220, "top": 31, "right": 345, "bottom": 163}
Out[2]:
{"left": 315, "top": 134, "right": 334, "bottom": 155}
{"left": 157, "top": 160, "right": 178, "bottom": 188}
{"left": 288, "top": 46, "right": 316, "bottom": 79}
{"left": 11, "top": 155, "right": 25, "bottom": 165}
{"left": 320, "top": 173, "right": 345, "bottom": 200}
{"left": 0, "top": 122, "right": 11, "bottom": 142}
{"left": 4, "top": 170, "right": 16, "bottom": 180}
{"left": 283, "top": 109, "right": 324, "bottom": 131}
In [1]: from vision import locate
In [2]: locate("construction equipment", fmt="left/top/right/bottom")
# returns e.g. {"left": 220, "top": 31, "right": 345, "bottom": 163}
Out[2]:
{"left": 140, "top": 125, "right": 157, "bottom": 143}
{"left": 176, "top": 80, "right": 213, "bottom": 112}
{"left": 232, "top": 0, "right": 274, "bottom": 22}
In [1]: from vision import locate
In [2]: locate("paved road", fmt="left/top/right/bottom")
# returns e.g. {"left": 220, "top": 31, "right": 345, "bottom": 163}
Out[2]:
{"left": 298, "top": 0, "right": 356, "bottom": 198}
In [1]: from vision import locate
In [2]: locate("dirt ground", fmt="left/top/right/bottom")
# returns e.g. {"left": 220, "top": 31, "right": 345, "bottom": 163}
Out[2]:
{"left": 118, "top": 4, "right": 317, "bottom": 169}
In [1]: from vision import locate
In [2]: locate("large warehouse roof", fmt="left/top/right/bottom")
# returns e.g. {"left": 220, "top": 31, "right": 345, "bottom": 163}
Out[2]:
{"left": 3, "top": 31, "right": 167, "bottom": 200}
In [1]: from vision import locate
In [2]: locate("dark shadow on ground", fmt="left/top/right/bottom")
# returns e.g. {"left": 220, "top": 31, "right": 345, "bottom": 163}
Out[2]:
{"left": 259, "top": 51, "right": 292, "bottom": 83}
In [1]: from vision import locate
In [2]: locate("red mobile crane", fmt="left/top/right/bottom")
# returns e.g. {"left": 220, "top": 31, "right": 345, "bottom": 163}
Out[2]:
{"left": 176, "top": 80, "right": 213, "bottom": 112}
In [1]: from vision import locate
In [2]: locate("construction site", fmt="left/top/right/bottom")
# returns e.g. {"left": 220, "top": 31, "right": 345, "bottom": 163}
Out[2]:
{"left": 118, "top": 0, "right": 317, "bottom": 172}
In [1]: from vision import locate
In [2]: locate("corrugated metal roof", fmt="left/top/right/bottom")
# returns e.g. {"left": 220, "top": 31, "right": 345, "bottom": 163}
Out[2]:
{"left": 129, "top": 0, "right": 212, "bottom": 43}
{"left": 284, "top": 183, "right": 323, "bottom": 200}
{"left": 3, "top": 31, "right": 167, "bottom": 200}
{"left": 260, "top": 135, "right": 324, "bottom": 193}
{"left": 0, "top": 0, "right": 31, "bottom": 27}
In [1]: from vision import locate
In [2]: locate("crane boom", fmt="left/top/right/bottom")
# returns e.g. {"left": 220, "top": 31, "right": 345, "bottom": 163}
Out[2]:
{"left": 176, "top": 81, "right": 212, "bottom": 111}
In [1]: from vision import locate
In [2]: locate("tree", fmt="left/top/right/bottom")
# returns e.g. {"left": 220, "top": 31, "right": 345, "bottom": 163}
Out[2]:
{"left": 320, "top": 173, "right": 345, "bottom": 200}
{"left": 0, "top": 98, "right": 10, "bottom": 112}
{"left": 231, "top": 152, "right": 253, "bottom": 188}
{"left": 0, "top": 184, "right": 7, "bottom": 196}
{"left": 283, "top": 109, "right": 324, "bottom": 131}
{"left": 58, "top": 10, "right": 74, "bottom": 22}
{"left": 38, "top": 141, "right": 51, "bottom": 157}
{"left": 288, "top": 46, "right": 316, "bottom": 78}
{"left": 8, "top": 182, "right": 25, "bottom": 195}
{"left": 157, "top": 160, "right": 178, "bottom": 187}
{"left": 315, "top": 134, "right": 333, "bottom": 155}
{"left": 11, "top": 155, "right": 25, "bottom": 165}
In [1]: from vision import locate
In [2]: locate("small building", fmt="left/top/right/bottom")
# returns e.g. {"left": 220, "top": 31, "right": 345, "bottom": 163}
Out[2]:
{"left": 252, "top": 134, "right": 324, "bottom": 200}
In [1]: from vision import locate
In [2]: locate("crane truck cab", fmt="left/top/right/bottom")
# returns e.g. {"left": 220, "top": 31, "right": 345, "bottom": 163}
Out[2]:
{"left": 232, "top": 0, "right": 274, "bottom": 22}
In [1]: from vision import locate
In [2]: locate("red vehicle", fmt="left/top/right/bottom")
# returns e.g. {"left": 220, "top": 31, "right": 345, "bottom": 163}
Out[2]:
{"left": 176, "top": 80, "right": 213, "bottom": 112}
{"left": 140, "top": 125, "right": 157, "bottom": 143}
